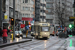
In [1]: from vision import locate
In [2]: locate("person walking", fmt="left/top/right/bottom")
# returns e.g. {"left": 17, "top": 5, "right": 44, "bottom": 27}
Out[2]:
{"left": 2, "top": 27, "right": 8, "bottom": 43}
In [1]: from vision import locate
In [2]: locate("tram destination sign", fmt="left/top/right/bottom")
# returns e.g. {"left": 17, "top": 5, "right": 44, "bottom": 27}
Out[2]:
{"left": 42, "top": 24, "right": 48, "bottom": 26}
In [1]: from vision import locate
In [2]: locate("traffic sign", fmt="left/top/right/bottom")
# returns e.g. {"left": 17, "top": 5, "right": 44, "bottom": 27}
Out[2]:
{"left": 20, "top": 24, "right": 25, "bottom": 28}
{"left": 26, "top": 25, "right": 29, "bottom": 30}
{"left": 69, "top": 17, "right": 75, "bottom": 19}
{"left": 69, "top": 17, "right": 75, "bottom": 21}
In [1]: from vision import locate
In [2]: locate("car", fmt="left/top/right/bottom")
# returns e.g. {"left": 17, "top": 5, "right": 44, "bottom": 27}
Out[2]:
{"left": 18, "top": 31, "right": 23, "bottom": 37}
{"left": 15, "top": 31, "right": 20, "bottom": 38}
{"left": 56, "top": 29, "right": 64, "bottom": 36}
{"left": 31, "top": 31, "right": 35, "bottom": 36}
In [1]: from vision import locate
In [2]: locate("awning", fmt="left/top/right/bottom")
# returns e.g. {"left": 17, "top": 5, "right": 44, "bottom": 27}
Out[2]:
{"left": 22, "top": 17, "right": 33, "bottom": 21}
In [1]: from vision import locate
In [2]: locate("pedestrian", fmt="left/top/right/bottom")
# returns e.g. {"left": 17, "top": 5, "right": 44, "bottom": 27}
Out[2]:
{"left": 2, "top": 26, "right": 8, "bottom": 43}
{"left": 0, "top": 27, "right": 3, "bottom": 41}
{"left": 7, "top": 28, "right": 10, "bottom": 34}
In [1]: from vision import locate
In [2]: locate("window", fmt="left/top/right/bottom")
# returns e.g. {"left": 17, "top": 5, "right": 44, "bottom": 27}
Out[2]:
{"left": 42, "top": 27, "right": 49, "bottom": 31}
{"left": 46, "top": 14, "right": 53, "bottom": 18}
{"left": 23, "top": 0, "right": 29, "bottom": 3}
{"left": 31, "top": 0, "right": 34, "bottom": 4}
{"left": 41, "top": 0, "right": 45, "bottom": 2}
{"left": 25, "top": 0, "right": 28, "bottom": 3}
{"left": 31, "top": 14, "right": 34, "bottom": 18}
{"left": 23, "top": 0, "right": 24, "bottom": 3}
{"left": 46, "top": 19, "right": 53, "bottom": 24}
{"left": 25, "top": 7, "right": 30, "bottom": 11}
{"left": 36, "top": 2, "right": 40, "bottom": 7}
{"left": 35, "top": 9, "right": 40, "bottom": 14}
{"left": 23, "top": 6, "right": 24, "bottom": 10}
{"left": 25, "top": 14, "right": 30, "bottom": 17}
{"left": 31, "top": 7, "right": 34, "bottom": 11}
{"left": 47, "top": 9, "right": 51, "bottom": 12}
{"left": 46, "top": 0, "right": 53, "bottom": 2}
{"left": 46, "top": 3, "right": 53, "bottom": 8}
{"left": 22, "top": 14, "right": 24, "bottom": 17}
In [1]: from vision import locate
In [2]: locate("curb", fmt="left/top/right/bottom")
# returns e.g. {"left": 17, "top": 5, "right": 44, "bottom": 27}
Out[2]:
{"left": 23, "top": 37, "right": 33, "bottom": 39}
{"left": 0, "top": 39, "right": 32, "bottom": 48}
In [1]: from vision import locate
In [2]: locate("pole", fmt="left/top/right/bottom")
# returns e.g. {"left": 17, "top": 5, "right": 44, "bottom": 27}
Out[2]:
{"left": 0, "top": 0, "right": 2, "bottom": 27}
{"left": 13, "top": 0, "right": 15, "bottom": 40}
{"left": 59, "top": 0, "right": 60, "bottom": 26}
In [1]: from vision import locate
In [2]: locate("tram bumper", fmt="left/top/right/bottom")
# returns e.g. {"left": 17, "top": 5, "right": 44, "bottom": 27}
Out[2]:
{"left": 43, "top": 34, "right": 48, "bottom": 37}
{"left": 39, "top": 32, "right": 50, "bottom": 38}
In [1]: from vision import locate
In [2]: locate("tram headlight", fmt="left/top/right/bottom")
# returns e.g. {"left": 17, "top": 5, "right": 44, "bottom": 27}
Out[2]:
{"left": 45, "top": 33, "right": 46, "bottom": 34}
{"left": 17, "top": 34, "right": 19, "bottom": 35}
{"left": 36, "top": 33, "right": 38, "bottom": 35}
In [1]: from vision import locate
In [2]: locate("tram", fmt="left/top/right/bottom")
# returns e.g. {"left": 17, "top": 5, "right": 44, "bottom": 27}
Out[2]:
{"left": 34, "top": 22, "right": 50, "bottom": 39}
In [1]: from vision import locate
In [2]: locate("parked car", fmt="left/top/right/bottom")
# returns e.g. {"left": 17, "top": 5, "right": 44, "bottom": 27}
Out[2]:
{"left": 18, "top": 31, "right": 23, "bottom": 37}
{"left": 15, "top": 31, "right": 20, "bottom": 38}
{"left": 56, "top": 29, "right": 64, "bottom": 36}
{"left": 31, "top": 31, "right": 35, "bottom": 36}
{"left": 55, "top": 29, "right": 68, "bottom": 38}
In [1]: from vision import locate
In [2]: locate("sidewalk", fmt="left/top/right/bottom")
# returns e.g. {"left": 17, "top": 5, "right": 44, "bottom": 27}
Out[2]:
{"left": 23, "top": 34, "right": 33, "bottom": 39}
{"left": 0, "top": 34, "right": 32, "bottom": 48}
{"left": 64, "top": 36, "right": 75, "bottom": 50}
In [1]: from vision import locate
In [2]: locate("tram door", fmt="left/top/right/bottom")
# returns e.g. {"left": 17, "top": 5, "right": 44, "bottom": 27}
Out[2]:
{"left": 34, "top": 25, "right": 40, "bottom": 36}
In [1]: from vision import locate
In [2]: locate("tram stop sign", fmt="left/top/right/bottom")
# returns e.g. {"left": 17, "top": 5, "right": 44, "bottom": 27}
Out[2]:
{"left": 26, "top": 25, "right": 29, "bottom": 30}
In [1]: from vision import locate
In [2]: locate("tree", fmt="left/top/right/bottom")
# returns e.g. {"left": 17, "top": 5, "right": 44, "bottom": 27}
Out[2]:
{"left": 55, "top": 0, "right": 66, "bottom": 26}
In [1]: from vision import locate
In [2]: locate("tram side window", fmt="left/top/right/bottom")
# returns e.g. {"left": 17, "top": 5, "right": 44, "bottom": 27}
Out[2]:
{"left": 31, "top": 25, "right": 34, "bottom": 31}
{"left": 38, "top": 26, "right": 40, "bottom": 32}
{"left": 34, "top": 26, "right": 38, "bottom": 33}
{"left": 34, "top": 26, "right": 36, "bottom": 32}
{"left": 42, "top": 27, "right": 49, "bottom": 31}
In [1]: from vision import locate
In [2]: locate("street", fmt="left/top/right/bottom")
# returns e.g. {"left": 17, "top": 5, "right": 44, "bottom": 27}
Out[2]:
{"left": 0, "top": 36, "right": 66, "bottom": 50}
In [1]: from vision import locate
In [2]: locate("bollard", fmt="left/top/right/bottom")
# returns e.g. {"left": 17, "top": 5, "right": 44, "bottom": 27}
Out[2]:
{"left": 26, "top": 30, "right": 28, "bottom": 37}
{"left": 10, "top": 33, "right": 13, "bottom": 40}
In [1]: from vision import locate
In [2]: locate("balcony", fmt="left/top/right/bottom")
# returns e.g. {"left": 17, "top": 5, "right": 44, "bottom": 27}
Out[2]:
{"left": 44, "top": 7, "right": 46, "bottom": 10}
{"left": 41, "top": 1, "right": 46, "bottom": 4}
{"left": 44, "top": 13, "right": 46, "bottom": 16}
{"left": 44, "top": 1, "right": 46, "bottom": 4}
{"left": 40, "top": 6, "right": 42, "bottom": 9}
{"left": 40, "top": 12, "right": 43, "bottom": 16}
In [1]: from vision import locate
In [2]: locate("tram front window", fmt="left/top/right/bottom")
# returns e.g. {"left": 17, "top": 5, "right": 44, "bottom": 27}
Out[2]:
{"left": 42, "top": 27, "right": 49, "bottom": 31}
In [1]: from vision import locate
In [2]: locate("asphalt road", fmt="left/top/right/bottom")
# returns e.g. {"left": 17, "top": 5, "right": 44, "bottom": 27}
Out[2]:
{"left": 0, "top": 36, "right": 66, "bottom": 50}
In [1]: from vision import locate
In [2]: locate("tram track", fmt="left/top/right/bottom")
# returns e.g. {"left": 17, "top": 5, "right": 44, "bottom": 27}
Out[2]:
{"left": 18, "top": 37, "right": 57, "bottom": 48}
{"left": 14, "top": 40, "right": 45, "bottom": 50}
{"left": 44, "top": 40, "right": 61, "bottom": 50}
{"left": 0, "top": 37, "right": 67, "bottom": 50}
{"left": 44, "top": 40, "right": 66, "bottom": 50}
{"left": 57, "top": 40, "right": 67, "bottom": 50}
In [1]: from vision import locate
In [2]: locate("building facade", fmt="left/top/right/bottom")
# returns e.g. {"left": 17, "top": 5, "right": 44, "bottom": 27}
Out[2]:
{"left": 21, "top": 0, "right": 35, "bottom": 23}
{"left": 46, "top": 0, "right": 54, "bottom": 24}
{"left": 1, "top": 0, "right": 9, "bottom": 28}
{"left": 9, "top": 0, "right": 22, "bottom": 20}
{"left": 35, "top": 0, "right": 46, "bottom": 22}
{"left": 46, "top": 0, "right": 74, "bottom": 27}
